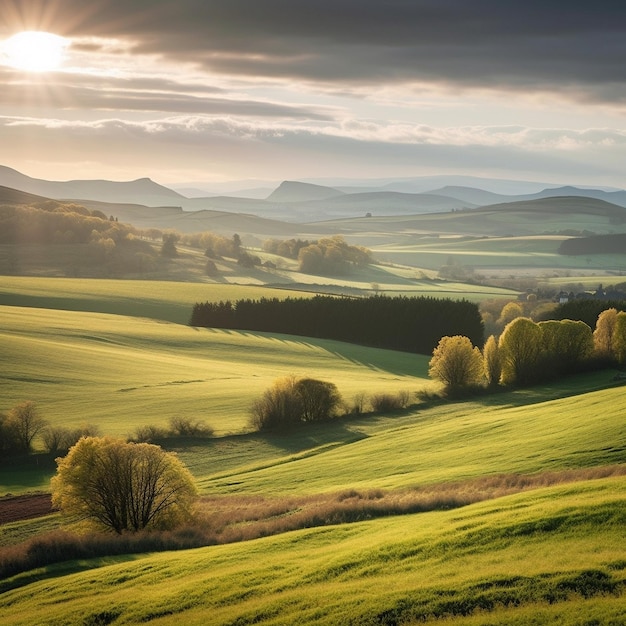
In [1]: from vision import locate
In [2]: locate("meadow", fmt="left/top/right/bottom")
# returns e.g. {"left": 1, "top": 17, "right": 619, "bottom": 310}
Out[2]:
{"left": 1, "top": 275, "right": 625, "bottom": 624}
{"left": 1, "top": 478, "right": 624, "bottom": 625}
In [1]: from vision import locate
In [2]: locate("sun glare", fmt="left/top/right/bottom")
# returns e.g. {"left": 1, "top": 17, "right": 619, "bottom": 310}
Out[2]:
{"left": 2, "top": 30, "right": 69, "bottom": 72}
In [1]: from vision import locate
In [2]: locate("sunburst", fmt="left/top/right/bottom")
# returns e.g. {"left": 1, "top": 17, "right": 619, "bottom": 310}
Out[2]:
{"left": 2, "top": 31, "right": 69, "bottom": 72}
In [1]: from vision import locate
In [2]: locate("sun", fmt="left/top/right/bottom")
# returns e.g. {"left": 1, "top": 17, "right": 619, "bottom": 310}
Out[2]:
{"left": 2, "top": 31, "right": 69, "bottom": 72}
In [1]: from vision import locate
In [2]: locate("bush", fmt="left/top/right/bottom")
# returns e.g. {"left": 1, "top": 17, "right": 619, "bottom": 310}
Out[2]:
{"left": 131, "top": 417, "right": 213, "bottom": 443}
{"left": 42, "top": 424, "right": 101, "bottom": 454}
{"left": 249, "top": 375, "right": 343, "bottom": 431}
{"left": 370, "top": 391, "right": 411, "bottom": 412}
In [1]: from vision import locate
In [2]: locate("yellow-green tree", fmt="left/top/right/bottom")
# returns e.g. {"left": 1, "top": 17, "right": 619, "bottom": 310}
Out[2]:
{"left": 498, "top": 317, "right": 543, "bottom": 385}
{"left": 482, "top": 334, "right": 501, "bottom": 386}
{"left": 593, "top": 308, "right": 618, "bottom": 361}
{"left": 51, "top": 437, "right": 197, "bottom": 534}
{"left": 428, "top": 335, "right": 484, "bottom": 393}
{"left": 538, "top": 319, "right": 594, "bottom": 372}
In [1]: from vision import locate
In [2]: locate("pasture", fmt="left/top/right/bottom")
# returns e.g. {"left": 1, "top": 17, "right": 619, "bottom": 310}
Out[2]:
{"left": 1, "top": 272, "right": 625, "bottom": 625}
{"left": 1, "top": 477, "right": 624, "bottom": 625}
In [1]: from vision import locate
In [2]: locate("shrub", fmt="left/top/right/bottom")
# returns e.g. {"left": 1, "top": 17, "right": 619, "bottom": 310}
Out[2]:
{"left": 249, "top": 375, "right": 343, "bottom": 431}
{"left": 370, "top": 391, "right": 410, "bottom": 412}
{"left": 42, "top": 423, "right": 101, "bottom": 454}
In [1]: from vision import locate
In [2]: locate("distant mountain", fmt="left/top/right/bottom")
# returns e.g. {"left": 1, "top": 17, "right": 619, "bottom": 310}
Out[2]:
{"left": 267, "top": 181, "right": 345, "bottom": 202}
{"left": 526, "top": 186, "right": 626, "bottom": 208}
{"left": 296, "top": 191, "right": 475, "bottom": 220}
{"left": 424, "top": 186, "right": 508, "bottom": 206}
{"left": 481, "top": 196, "right": 626, "bottom": 218}
{"left": 0, "top": 165, "right": 185, "bottom": 207}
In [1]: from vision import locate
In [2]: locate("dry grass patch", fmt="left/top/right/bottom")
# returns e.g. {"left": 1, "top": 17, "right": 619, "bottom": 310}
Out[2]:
{"left": 3, "top": 465, "right": 624, "bottom": 584}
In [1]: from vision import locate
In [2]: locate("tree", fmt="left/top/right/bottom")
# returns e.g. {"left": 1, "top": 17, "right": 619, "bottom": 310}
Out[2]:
{"left": 428, "top": 335, "right": 484, "bottom": 393}
{"left": 4, "top": 401, "right": 47, "bottom": 453}
{"left": 249, "top": 375, "right": 303, "bottom": 431}
{"left": 483, "top": 334, "right": 501, "bottom": 386}
{"left": 538, "top": 319, "right": 594, "bottom": 373}
{"left": 594, "top": 308, "right": 618, "bottom": 361}
{"left": 51, "top": 437, "right": 198, "bottom": 534}
{"left": 161, "top": 232, "right": 179, "bottom": 257}
{"left": 498, "top": 318, "right": 544, "bottom": 385}
{"left": 496, "top": 301, "right": 524, "bottom": 329}
{"left": 294, "top": 378, "right": 342, "bottom": 422}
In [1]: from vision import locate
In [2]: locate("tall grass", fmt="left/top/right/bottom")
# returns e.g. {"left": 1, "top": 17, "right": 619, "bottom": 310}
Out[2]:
{"left": 3, "top": 465, "right": 624, "bottom": 584}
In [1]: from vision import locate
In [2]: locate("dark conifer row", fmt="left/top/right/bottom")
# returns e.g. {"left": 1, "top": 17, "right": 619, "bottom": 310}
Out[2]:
{"left": 549, "top": 299, "right": 626, "bottom": 328}
{"left": 189, "top": 295, "right": 483, "bottom": 355}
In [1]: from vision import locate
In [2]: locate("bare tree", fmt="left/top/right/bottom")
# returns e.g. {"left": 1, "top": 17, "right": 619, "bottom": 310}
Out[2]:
{"left": 6, "top": 401, "right": 47, "bottom": 453}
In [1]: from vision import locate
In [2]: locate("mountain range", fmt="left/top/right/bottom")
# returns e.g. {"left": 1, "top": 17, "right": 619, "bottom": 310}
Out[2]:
{"left": 2, "top": 164, "right": 626, "bottom": 243}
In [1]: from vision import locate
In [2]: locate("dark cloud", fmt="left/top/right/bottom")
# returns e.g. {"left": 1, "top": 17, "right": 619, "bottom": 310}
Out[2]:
{"left": 6, "top": 1, "right": 625, "bottom": 100}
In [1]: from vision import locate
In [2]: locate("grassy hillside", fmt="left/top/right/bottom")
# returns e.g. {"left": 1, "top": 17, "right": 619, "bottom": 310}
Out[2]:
{"left": 0, "top": 276, "right": 312, "bottom": 324}
{"left": 1, "top": 269, "right": 625, "bottom": 624}
{"left": 0, "top": 304, "right": 430, "bottom": 457}
{"left": 1, "top": 478, "right": 624, "bottom": 625}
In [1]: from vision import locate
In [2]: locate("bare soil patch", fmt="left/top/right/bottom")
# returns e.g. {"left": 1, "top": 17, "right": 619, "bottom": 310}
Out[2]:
{"left": 0, "top": 493, "right": 54, "bottom": 525}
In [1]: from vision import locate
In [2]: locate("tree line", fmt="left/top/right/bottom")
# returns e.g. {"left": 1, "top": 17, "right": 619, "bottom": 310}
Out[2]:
{"left": 263, "top": 235, "right": 372, "bottom": 275}
{"left": 190, "top": 294, "right": 484, "bottom": 355}
{"left": 429, "top": 308, "right": 626, "bottom": 394}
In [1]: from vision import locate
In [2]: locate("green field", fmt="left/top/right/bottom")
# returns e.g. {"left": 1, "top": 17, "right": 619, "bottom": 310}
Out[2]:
{"left": 1, "top": 275, "right": 625, "bottom": 625}
{"left": 1, "top": 478, "right": 624, "bottom": 625}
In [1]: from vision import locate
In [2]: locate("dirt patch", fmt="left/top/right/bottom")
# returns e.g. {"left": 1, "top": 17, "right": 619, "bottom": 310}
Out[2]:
{"left": 0, "top": 493, "right": 54, "bottom": 525}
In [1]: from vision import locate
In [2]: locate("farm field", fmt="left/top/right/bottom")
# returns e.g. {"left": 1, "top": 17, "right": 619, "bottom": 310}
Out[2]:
{"left": 371, "top": 235, "right": 626, "bottom": 273}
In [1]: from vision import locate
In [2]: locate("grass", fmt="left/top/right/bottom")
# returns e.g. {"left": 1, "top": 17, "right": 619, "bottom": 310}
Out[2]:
{"left": 2, "top": 273, "right": 625, "bottom": 624}
{"left": 372, "top": 235, "right": 626, "bottom": 272}
{"left": 0, "top": 477, "right": 624, "bottom": 625}
{"left": 0, "top": 276, "right": 315, "bottom": 324}
{"left": 0, "top": 304, "right": 431, "bottom": 494}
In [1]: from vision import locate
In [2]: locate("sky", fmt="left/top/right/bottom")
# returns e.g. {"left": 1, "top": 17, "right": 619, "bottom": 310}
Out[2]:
{"left": 0, "top": 0, "right": 625, "bottom": 190}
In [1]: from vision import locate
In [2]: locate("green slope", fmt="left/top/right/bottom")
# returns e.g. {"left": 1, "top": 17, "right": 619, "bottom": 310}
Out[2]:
{"left": 1, "top": 478, "right": 624, "bottom": 625}
{"left": 0, "top": 304, "right": 430, "bottom": 449}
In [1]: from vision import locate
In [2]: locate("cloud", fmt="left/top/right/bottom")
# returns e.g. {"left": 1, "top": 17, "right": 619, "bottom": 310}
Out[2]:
{"left": 5, "top": 1, "right": 624, "bottom": 102}
{"left": 2, "top": 114, "right": 624, "bottom": 183}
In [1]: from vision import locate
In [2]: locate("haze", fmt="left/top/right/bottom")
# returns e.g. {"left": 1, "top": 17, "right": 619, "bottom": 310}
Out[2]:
{"left": 1, "top": 0, "right": 625, "bottom": 190}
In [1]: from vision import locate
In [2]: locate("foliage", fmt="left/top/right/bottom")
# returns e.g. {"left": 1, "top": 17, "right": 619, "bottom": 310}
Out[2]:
{"left": 482, "top": 335, "right": 501, "bottom": 386}
{"left": 264, "top": 235, "right": 371, "bottom": 275}
{"left": 547, "top": 298, "right": 626, "bottom": 328}
{"left": 0, "top": 201, "right": 157, "bottom": 276}
{"left": 538, "top": 319, "right": 594, "bottom": 374}
{"left": 593, "top": 307, "right": 618, "bottom": 361}
{"left": 249, "top": 376, "right": 343, "bottom": 431}
{"left": 190, "top": 294, "right": 484, "bottom": 356}
{"left": 0, "top": 401, "right": 47, "bottom": 455}
{"left": 133, "top": 417, "right": 214, "bottom": 443}
{"left": 160, "top": 232, "right": 179, "bottom": 257}
{"left": 369, "top": 390, "right": 411, "bottom": 412}
{"left": 41, "top": 423, "right": 100, "bottom": 454}
{"left": 496, "top": 301, "right": 524, "bottom": 328}
{"left": 498, "top": 318, "right": 544, "bottom": 385}
{"left": 296, "top": 235, "right": 372, "bottom": 275}
{"left": 294, "top": 378, "right": 342, "bottom": 422}
{"left": 428, "top": 335, "right": 484, "bottom": 393}
{"left": 51, "top": 437, "right": 198, "bottom": 533}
